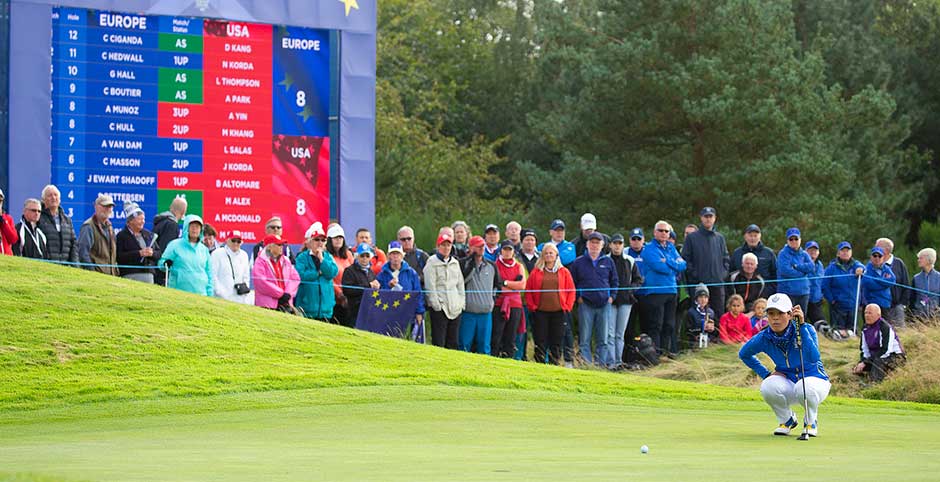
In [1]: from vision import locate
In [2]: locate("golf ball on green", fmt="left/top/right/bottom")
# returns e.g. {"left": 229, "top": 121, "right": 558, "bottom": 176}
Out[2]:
{"left": 641, "top": 445, "right": 649, "bottom": 454}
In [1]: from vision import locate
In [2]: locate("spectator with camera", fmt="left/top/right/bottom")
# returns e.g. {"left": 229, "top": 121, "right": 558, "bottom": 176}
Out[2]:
{"left": 211, "top": 230, "right": 251, "bottom": 304}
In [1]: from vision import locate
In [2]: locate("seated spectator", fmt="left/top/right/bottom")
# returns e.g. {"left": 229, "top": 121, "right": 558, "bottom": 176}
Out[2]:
{"left": 202, "top": 224, "right": 218, "bottom": 253}
{"left": 37, "top": 184, "right": 78, "bottom": 265}
{"left": 805, "top": 241, "right": 826, "bottom": 323}
{"left": 853, "top": 304, "right": 906, "bottom": 383}
{"left": 424, "top": 232, "right": 465, "bottom": 349}
{"left": 751, "top": 298, "right": 769, "bottom": 331}
{"left": 493, "top": 240, "right": 526, "bottom": 358}
{"left": 726, "top": 253, "right": 768, "bottom": 313}
{"left": 720, "top": 294, "right": 756, "bottom": 344}
{"left": 399, "top": 225, "right": 429, "bottom": 284}
{"left": 862, "top": 246, "right": 896, "bottom": 317}
{"left": 159, "top": 215, "right": 213, "bottom": 296}
{"left": 327, "top": 224, "right": 355, "bottom": 326}
{"left": 115, "top": 202, "right": 161, "bottom": 283}
{"left": 295, "top": 222, "right": 339, "bottom": 321}
{"left": 0, "top": 189, "right": 18, "bottom": 256}
{"left": 356, "top": 227, "right": 387, "bottom": 274}
{"left": 210, "top": 230, "right": 251, "bottom": 304}
{"left": 821, "top": 241, "right": 865, "bottom": 339}
{"left": 912, "top": 248, "right": 940, "bottom": 319}
{"left": 12, "top": 198, "right": 47, "bottom": 259}
{"left": 525, "top": 243, "right": 575, "bottom": 365}
{"left": 687, "top": 284, "right": 718, "bottom": 347}
{"left": 252, "top": 217, "right": 295, "bottom": 264}
{"left": 77, "top": 194, "right": 119, "bottom": 275}
{"left": 253, "top": 234, "right": 301, "bottom": 312}
{"left": 377, "top": 240, "right": 425, "bottom": 340}
{"left": 451, "top": 221, "right": 471, "bottom": 259}
{"left": 342, "top": 243, "right": 381, "bottom": 322}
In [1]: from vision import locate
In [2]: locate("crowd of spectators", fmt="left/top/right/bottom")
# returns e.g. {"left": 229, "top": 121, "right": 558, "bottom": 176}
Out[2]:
{"left": 2, "top": 185, "right": 933, "bottom": 380}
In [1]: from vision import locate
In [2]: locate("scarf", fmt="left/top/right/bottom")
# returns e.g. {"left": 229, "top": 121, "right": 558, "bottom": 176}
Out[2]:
{"left": 769, "top": 323, "right": 796, "bottom": 354}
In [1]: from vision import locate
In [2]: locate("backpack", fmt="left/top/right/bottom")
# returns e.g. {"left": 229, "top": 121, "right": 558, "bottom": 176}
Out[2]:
{"left": 624, "top": 333, "right": 660, "bottom": 367}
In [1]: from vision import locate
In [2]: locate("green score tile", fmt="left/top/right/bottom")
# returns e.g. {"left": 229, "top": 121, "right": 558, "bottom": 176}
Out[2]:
{"left": 159, "top": 33, "right": 204, "bottom": 53}
{"left": 158, "top": 190, "right": 202, "bottom": 218}
{"left": 158, "top": 68, "right": 203, "bottom": 103}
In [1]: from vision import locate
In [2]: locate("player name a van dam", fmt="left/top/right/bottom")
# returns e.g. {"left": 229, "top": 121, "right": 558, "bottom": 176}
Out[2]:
{"left": 215, "top": 77, "right": 261, "bottom": 88}
{"left": 100, "top": 139, "right": 144, "bottom": 150}
{"left": 215, "top": 213, "right": 262, "bottom": 223}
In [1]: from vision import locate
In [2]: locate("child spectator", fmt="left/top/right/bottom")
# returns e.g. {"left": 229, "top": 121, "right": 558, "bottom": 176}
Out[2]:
{"left": 751, "top": 297, "right": 769, "bottom": 331}
{"left": 720, "top": 294, "right": 756, "bottom": 343}
{"left": 686, "top": 284, "right": 717, "bottom": 347}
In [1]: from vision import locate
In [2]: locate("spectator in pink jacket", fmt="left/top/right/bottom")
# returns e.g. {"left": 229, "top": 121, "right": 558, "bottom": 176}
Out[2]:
{"left": 253, "top": 234, "right": 301, "bottom": 311}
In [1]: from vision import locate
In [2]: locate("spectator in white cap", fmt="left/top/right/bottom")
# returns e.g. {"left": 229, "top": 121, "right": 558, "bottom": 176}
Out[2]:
{"left": 0, "top": 188, "right": 17, "bottom": 256}
{"left": 211, "top": 229, "right": 251, "bottom": 304}
{"left": 482, "top": 224, "right": 501, "bottom": 262}
{"left": 295, "top": 222, "right": 339, "bottom": 320}
{"left": 37, "top": 184, "right": 78, "bottom": 265}
{"left": 573, "top": 213, "right": 610, "bottom": 256}
{"left": 12, "top": 198, "right": 46, "bottom": 259}
{"left": 327, "top": 223, "right": 355, "bottom": 326}
{"left": 377, "top": 240, "right": 426, "bottom": 340}
{"left": 116, "top": 201, "right": 160, "bottom": 283}
{"left": 77, "top": 194, "right": 119, "bottom": 275}
{"left": 739, "top": 293, "right": 830, "bottom": 437}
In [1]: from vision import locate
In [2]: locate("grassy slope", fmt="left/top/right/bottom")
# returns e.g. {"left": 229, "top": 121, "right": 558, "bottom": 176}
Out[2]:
{"left": 3, "top": 256, "right": 940, "bottom": 481}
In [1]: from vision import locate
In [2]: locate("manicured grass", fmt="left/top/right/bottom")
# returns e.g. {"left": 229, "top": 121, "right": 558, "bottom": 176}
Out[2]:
{"left": 2, "top": 256, "right": 939, "bottom": 481}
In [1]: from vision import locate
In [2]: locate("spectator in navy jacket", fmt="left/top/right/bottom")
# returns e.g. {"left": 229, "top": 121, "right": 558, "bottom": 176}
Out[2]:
{"left": 863, "top": 246, "right": 896, "bottom": 313}
{"left": 681, "top": 207, "right": 730, "bottom": 318}
{"left": 821, "top": 241, "right": 865, "bottom": 339}
{"left": 912, "top": 248, "right": 940, "bottom": 318}
{"left": 568, "top": 232, "right": 618, "bottom": 366}
{"left": 805, "top": 241, "right": 826, "bottom": 324}
{"left": 730, "top": 224, "right": 777, "bottom": 293}
{"left": 776, "top": 227, "right": 815, "bottom": 314}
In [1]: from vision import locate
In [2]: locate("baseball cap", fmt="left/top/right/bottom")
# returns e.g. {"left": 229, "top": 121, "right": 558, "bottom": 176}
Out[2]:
{"left": 744, "top": 224, "right": 761, "bottom": 234}
{"left": 766, "top": 293, "right": 793, "bottom": 313}
{"left": 805, "top": 241, "right": 820, "bottom": 250}
{"left": 327, "top": 224, "right": 345, "bottom": 239}
{"left": 550, "top": 219, "right": 566, "bottom": 231}
{"left": 700, "top": 207, "right": 716, "bottom": 216}
{"left": 263, "top": 234, "right": 287, "bottom": 246}
{"left": 355, "top": 242, "right": 374, "bottom": 256}
{"left": 611, "top": 233, "right": 625, "bottom": 243}
{"left": 580, "top": 213, "right": 597, "bottom": 230}
{"left": 587, "top": 232, "right": 604, "bottom": 241}
{"left": 95, "top": 194, "right": 115, "bottom": 207}
{"left": 468, "top": 235, "right": 485, "bottom": 248}
{"left": 669, "top": 230, "right": 677, "bottom": 240}
{"left": 484, "top": 224, "right": 499, "bottom": 233}
{"left": 387, "top": 240, "right": 405, "bottom": 255}
{"left": 837, "top": 241, "right": 852, "bottom": 251}
{"left": 499, "top": 239, "right": 515, "bottom": 250}
{"left": 630, "top": 228, "right": 644, "bottom": 240}
{"left": 871, "top": 246, "right": 885, "bottom": 256}
{"left": 437, "top": 232, "right": 454, "bottom": 246}
{"left": 520, "top": 228, "right": 537, "bottom": 241}
{"left": 304, "top": 222, "right": 326, "bottom": 239}
{"left": 786, "top": 227, "right": 801, "bottom": 239}
{"left": 226, "top": 230, "right": 243, "bottom": 242}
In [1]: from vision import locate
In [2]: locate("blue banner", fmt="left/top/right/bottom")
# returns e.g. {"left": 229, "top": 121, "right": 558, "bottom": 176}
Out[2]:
{"left": 355, "top": 289, "right": 420, "bottom": 338}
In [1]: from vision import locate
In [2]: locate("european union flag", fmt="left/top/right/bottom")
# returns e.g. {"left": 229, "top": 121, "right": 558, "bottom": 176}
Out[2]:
{"left": 355, "top": 289, "right": 421, "bottom": 338}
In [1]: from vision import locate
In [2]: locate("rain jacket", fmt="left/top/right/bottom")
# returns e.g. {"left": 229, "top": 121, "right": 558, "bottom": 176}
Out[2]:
{"left": 821, "top": 258, "right": 864, "bottom": 314}
{"left": 295, "top": 248, "right": 339, "bottom": 319}
{"left": 158, "top": 215, "right": 213, "bottom": 296}
{"left": 739, "top": 322, "right": 829, "bottom": 383}
{"left": 253, "top": 248, "right": 301, "bottom": 309}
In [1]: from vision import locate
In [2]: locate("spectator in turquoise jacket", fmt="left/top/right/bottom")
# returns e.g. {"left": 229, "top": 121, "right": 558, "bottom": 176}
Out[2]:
{"left": 159, "top": 214, "right": 212, "bottom": 296}
{"left": 295, "top": 222, "right": 339, "bottom": 321}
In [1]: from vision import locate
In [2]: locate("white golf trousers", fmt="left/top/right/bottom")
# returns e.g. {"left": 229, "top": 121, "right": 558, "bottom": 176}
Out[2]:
{"left": 760, "top": 375, "right": 831, "bottom": 425}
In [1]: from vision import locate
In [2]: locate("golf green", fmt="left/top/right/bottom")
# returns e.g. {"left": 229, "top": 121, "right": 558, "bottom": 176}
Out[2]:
{"left": 1, "top": 386, "right": 938, "bottom": 481}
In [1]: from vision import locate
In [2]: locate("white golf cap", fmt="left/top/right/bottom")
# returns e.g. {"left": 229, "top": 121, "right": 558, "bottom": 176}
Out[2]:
{"left": 326, "top": 224, "right": 345, "bottom": 239}
{"left": 766, "top": 293, "right": 793, "bottom": 313}
{"left": 580, "top": 213, "right": 597, "bottom": 230}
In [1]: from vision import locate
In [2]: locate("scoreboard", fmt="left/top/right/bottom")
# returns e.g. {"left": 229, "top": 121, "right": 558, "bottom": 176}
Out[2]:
{"left": 50, "top": 7, "right": 332, "bottom": 243}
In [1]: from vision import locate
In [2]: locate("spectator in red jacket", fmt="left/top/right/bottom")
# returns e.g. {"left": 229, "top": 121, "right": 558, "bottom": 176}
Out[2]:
{"left": 525, "top": 243, "right": 576, "bottom": 365}
{"left": 494, "top": 240, "right": 526, "bottom": 358}
{"left": 720, "top": 294, "right": 756, "bottom": 343}
{"left": 0, "top": 189, "right": 20, "bottom": 256}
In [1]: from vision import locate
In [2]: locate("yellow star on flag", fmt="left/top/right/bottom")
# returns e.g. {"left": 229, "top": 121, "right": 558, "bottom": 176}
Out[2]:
{"left": 382, "top": 303, "right": 389, "bottom": 311}
{"left": 403, "top": 293, "right": 411, "bottom": 300}
{"left": 339, "top": 0, "right": 359, "bottom": 16}
{"left": 375, "top": 299, "right": 382, "bottom": 307}
{"left": 393, "top": 300, "right": 400, "bottom": 308}
{"left": 372, "top": 290, "right": 380, "bottom": 298}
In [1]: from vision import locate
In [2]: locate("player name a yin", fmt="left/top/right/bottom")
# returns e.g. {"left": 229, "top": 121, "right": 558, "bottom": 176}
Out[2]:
{"left": 105, "top": 104, "right": 140, "bottom": 115}
{"left": 224, "top": 196, "right": 252, "bottom": 206}
{"left": 228, "top": 111, "right": 250, "bottom": 121}
{"left": 101, "top": 34, "right": 144, "bottom": 45}
{"left": 100, "top": 51, "right": 145, "bottom": 63}
{"left": 101, "top": 156, "right": 141, "bottom": 167}
{"left": 87, "top": 174, "right": 155, "bottom": 185}
{"left": 215, "top": 178, "right": 261, "bottom": 190}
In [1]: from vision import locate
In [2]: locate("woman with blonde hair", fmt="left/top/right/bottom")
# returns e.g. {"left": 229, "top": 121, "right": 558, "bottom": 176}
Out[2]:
{"left": 525, "top": 243, "right": 576, "bottom": 364}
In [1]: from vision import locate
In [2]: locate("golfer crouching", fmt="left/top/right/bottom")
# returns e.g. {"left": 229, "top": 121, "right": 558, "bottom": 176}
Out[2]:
{"left": 739, "top": 293, "right": 830, "bottom": 437}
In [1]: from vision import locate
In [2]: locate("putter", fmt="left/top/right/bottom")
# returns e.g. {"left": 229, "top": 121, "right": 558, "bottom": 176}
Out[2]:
{"left": 794, "top": 316, "right": 811, "bottom": 441}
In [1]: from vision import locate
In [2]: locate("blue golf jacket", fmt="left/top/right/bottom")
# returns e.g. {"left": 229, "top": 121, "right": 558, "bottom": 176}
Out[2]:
{"left": 739, "top": 322, "right": 829, "bottom": 383}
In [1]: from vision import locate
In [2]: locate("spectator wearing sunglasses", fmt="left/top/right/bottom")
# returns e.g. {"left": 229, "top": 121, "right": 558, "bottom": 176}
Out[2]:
{"left": 211, "top": 230, "right": 251, "bottom": 304}
{"left": 862, "top": 246, "right": 896, "bottom": 312}
{"left": 640, "top": 220, "right": 687, "bottom": 354}
{"left": 252, "top": 217, "right": 295, "bottom": 265}
{"left": 295, "top": 222, "right": 339, "bottom": 320}
{"left": 13, "top": 198, "right": 45, "bottom": 259}
{"left": 398, "top": 225, "right": 429, "bottom": 285}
